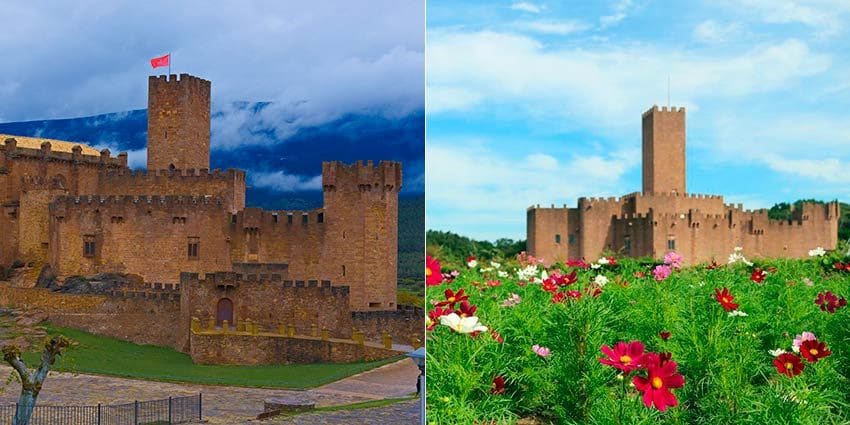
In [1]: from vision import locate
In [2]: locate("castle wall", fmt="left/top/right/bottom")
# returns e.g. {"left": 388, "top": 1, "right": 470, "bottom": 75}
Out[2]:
{"left": 576, "top": 197, "right": 625, "bottom": 261}
{"left": 147, "top": 74, "right": 211, "bottom": 171}
{"left": 179, "top": 272, "right": 352, "bottom": 352}
{"left": 321, "top": 161, "right": 401, "bottom": 311}
{"left": 351, "top": 306, "right": 425, "bottom": 345}
{"left": 611, "top": 213, "right": 654, "bottom": 258}
{"left": 96, "top": 168, "right": 246, "bottom": 212}
{"left": 526, "top": 206, "right": 575, "bottom": 264}
{"left": 49, "top": 195, "right": 232, "bottom": 284}
{"left": 627, "top": 192, "right": 726, "bottom": 216}
{"left": 0, "top": 286, "right": 180, "bottom": 348}
{"left": 738, "top": 202, "right": 838, "bottom": 260}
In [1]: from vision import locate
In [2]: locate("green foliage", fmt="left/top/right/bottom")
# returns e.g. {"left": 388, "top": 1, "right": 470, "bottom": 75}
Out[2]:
{"left": 24, "top": 325, "right": 402, "bottom": 389}
{"left": 426, "top": 230, "right": 526, "bottom": 268}
{"left": 426, "top": 253, "right": 850, "bottom": 424}
{"left": 399, "top": 196, "right": 425, "bottom": 287}
{"left": 768, "top": 199, "right": 850, "bottom": 240}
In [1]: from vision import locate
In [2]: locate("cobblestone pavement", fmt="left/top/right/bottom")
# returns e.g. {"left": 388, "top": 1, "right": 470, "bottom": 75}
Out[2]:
{"left": 0, "top": 359, "right": 419, "bottom": 424}
{"left": 241, "top": 399, "right": 421, "bottom": 424}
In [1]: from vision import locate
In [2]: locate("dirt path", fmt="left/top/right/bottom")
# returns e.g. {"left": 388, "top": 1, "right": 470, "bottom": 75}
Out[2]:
{"left": 0, "top": 359, "right": 419, "bottom": 424}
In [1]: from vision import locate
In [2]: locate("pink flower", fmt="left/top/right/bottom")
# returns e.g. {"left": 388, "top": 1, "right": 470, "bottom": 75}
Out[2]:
{"left": 652, "top": 264, "right": 672, "bottom": 281}
{"left": 532, "top": 344, "right": 551, "bottom": 357}
{"left": 663, "top": 252, "right": 683, "bottom": 269}
{"left": 792, "top": 332, "right": 817, "bottom": 353}
{"left": 598, "top": 340, "right": 646, "bottom": 373}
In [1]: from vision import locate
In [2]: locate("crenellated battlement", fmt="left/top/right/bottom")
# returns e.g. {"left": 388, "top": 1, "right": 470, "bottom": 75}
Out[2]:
{"left": 149, "top": 74, "right": 211, "bottom": 92}
{"left": 231, "top": 207, "right": 325, "bottom": 227}
{"left": 527, "top": 203, "right": 572, "bottom": 211}
{"left": 99, "top": 167, "right": 245, "bottom": 181}
{"left": 20, "top": 175, "right": 68, "bottom": 191}
{"left": 49, "top": 194, "right": 225, "bottom": 213}
{"left": 322, "top": 160, "right": 402, "bottom": 192}
{"left": 180, "top": 272, "right": 349, "bottom": 295}
{"left": 642, "top": 105, "right": 686, "bottom": 117}
{"left": 2, "top": 137, "right": 126, "bottom": 168}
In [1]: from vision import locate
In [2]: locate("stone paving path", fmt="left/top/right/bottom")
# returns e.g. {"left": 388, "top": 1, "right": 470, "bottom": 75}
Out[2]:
{"left": 241, "top": 399, "right": 420, "bottom": 424}
{"left": 0, "top": 359, "right": 419, "bottom": 424}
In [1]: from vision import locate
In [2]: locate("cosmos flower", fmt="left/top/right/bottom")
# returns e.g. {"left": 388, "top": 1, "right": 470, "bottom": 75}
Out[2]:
{"left": 501, "top": 293, "right": 521, "bottom": 307}
{"left": 491, "top": 375, "right": 506, "bottom": 395}
{"left": 455, "top": 300, "right": 477, "bottom": 318}
{"left": 799, "top": 339, "right": 831, "bottom": 363}
{"left": 768, "top": 348, "right": 787, "bottom": 357}
{"left": 750, "top": 268, "right": 767, "bottom": 284}
{"left": 598, "top": 340, "right": 646, "bottom": 373}
{"left": 466, "top": 255, "right": 478, "bottom": 268}
{"left": 815, "top": 291, "right": 847, "bottom": 313}
{"left": 773, "top": 352, "right": 805, "bottom": 377}
{"left": 727, "top": 310, "right": 748, "bottom": 317}
{"left": 426, "top": 255, "right": 443, "bottom": 286}
{"left": 714, "top": 287, "right": 739, "bottom": 312}
{"left": 652, "top": 265, "right": 672, "bottom": 281}
{"left": 427, "top": 306, "right": 451, "bottom": 331}
{"left": 439, "top": 313, "right": 487, "bottom": 334}
{"left": 594, "top": 275, "right": 609, "bottom": 286}
{"left": 632, "top": 353, "right": 685, "bottom": 412}
{"left": 532, "top": 344, "right": 551, "bottom": 357}
{"left": 664, "top": 251, "right": 683, "bottom": 269}
{"left": 808, "top": 247, "right": 826, "bottom": 257}
{"left": 792, "top": 332, "right": 817, "bottom": 353}
{"left": 435, "top": 288, "right": 469, "bottom": 309}
{"left": 659, "top": 331, "right": 671, "bottom": 341}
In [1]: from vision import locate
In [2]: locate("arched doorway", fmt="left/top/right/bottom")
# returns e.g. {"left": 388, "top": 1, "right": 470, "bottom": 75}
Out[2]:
{"left": 216, "top": 298, "right": 233, "bottom": 328}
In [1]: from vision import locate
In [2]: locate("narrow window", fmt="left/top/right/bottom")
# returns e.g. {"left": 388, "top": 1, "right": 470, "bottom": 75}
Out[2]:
{"left": 317, "top": 213, "right": 324, "bottom": 223}
{"left": 667, "top": 237, "right": 675, "bottom": 250}
{"left": 273, "top": 214, "right": 279, "bottom": 223}
{"left": 287, "top": 214, "right": 293, "bottom": 224}
{"left": 568, "top": 234, "right": 576, "bottom": 245}
{"left": 624, "top": 236, "right": 631, "bottom": 254}
{"left": 188, "top": 237, "right": 200, "bottom": 260}
{"left": 555, "top": 234, "right": 561, "bottom": 244}
{"left": 342, "top": 265, "right": 346, "bottom": 276}
{"left": 302, "top": 214, "right": 308, "bottom": 224}
{"left": 231, "top": 214, "right": 237, "bottom": 224}
{"left": 83, "top": 236, "right": 96, "bottom": 258}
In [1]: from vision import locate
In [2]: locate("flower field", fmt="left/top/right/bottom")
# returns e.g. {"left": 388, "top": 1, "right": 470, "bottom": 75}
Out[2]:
{"left": 425, "top": 248, "right": 850, "bottom": 424}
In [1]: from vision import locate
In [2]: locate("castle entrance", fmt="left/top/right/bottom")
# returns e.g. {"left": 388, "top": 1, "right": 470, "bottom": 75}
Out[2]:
{"left": 216, "top": 298, "right": 233, "bottom": 328}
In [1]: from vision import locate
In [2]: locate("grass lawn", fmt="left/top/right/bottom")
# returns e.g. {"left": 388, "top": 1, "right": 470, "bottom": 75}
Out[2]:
{"left": 23, "top": 324, "right": 404, "bottom": 389}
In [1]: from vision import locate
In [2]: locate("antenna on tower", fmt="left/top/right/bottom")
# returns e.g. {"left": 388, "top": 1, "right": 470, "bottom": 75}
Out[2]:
{"left": 667, "top": 75, "right": 670, "bottom": 108}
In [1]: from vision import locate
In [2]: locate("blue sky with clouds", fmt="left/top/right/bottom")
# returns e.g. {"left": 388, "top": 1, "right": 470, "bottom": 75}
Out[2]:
{"left": 426, "top": 0, "right": 850, "bottom": 241}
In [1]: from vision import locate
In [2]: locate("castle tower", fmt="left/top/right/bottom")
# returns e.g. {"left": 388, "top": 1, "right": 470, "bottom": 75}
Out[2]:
{"left": 322, "top": 161, "right": 402, "bottom": 311}
{"left": 642, "top": 106, "right": 686, "bottom": 194}
{"left": 147, "top": 74, "right": 211, "bottom": 171}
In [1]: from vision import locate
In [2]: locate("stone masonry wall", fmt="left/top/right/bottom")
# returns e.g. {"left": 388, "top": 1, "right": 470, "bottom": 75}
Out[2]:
{"left": 147, "top": 74, "right": 211, "bottom": 171}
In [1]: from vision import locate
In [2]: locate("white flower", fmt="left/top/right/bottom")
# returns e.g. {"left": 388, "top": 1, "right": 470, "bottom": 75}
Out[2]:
{"left": 517, "top": 265, "right": 538, "bottom": 281}
{"left": 594, "top": 275, "right": 609, "bottom": 286}
{"left": 467, "top": 259, "right": 478, "bottom": 268}
{"left": 439, "top": 313, "right": 488, "bottom": 334}
{"left": 490, "top": 261, "right": 501, "bottom": 269}
{"left": 768, "top": 348, "right": 786, "bottom": 357}
{"left": 590, "top": 263, "right": 601, "bottom": 270}
{"left": 728, "top": 310, "right": 748, "bottom": 317}
{"left": 481, "top": 267, "right": 493, "bottom": 273}
{"left": 497, "top": 270, "right": 508, "bottom": 278}
{"left": 792, "top": 332, "right": 816, "bottom": 353}
{"left": 727, "top": 248, "right": 754, "bottom": 266}
{"left": 598, "top": 257, "right": 610, "bottom": 265}
{"left": 808, "top": 247, "right": 826, "bottom": 257}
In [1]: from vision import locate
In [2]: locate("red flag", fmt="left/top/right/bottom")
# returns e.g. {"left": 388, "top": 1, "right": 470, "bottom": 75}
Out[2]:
{"left": 150, "top": 54, "right": 170, "bottom": 69}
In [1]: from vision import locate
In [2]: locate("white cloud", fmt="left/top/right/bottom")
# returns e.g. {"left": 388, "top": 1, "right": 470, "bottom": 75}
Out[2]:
{"left": 693, "top": 20, "right": 740, "bottom": 43}
{"left": 510, "top": 2, "right": 542, "bottom": 13}
{"left": 731, "top": 0, "right": 849, "bottom": 38}
{"left": 512, "top": 20, "right": 590, "bottom": 35}
{"left": 427, "top": 30, "right": 830, "bottom": 137}
{"left": 762, "top": 155, "right": 850, "bottom": 184}
{"left": 599, "top": 0, "right": 633, "bottom": 29}
{"left": 426, "top": 141, "right": 639, "bottom": 239}
{"left": 250, "top": 171, "right": 322, "bottom": 192}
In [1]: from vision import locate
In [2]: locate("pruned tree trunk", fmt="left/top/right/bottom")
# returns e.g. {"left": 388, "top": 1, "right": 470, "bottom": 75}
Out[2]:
{"left": 2, "top": 336, "right": 70, "bottom": 425}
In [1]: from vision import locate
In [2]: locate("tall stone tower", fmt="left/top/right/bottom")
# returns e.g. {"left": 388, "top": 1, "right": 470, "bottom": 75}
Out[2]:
{"left": 641, "top": 106, "right": 686, "bottom": 194}
{"left": 147, "top": 74, "right": 211, "bottom": 171}
{"left": 321, "top": 161, "right": 402, "bottom": 311}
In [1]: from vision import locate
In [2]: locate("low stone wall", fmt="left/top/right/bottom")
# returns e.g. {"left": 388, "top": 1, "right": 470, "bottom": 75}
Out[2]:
{"left": 352, "top": 306, "right": 423, "bottom": 346}
{"left": 189, "top": 329, "right": 403, "bottom": 365}
{"left": 0, "top": 286, "right": 180, "bottom": 348}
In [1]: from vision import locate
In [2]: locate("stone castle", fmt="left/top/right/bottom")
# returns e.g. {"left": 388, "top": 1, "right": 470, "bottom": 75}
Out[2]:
{"left": 0, "top": 73, "right": 421, "bottom": 364}
{"left": 527, "top": 106, "right": 839, "bottom": 266}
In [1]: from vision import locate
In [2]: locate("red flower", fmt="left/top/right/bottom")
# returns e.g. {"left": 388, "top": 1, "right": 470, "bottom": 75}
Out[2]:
{"left": 455, "top": 300, "right": 477, "bottom": 318}
{"left": 598, "top": 340, "right": 646, "bottom": 373}
{"left": 632, "top": 354, "right": 685, "bottom": 412}
{"left": 436, "top": 288, "right": 469, "bottom": 309}
{"left": 541, "top": 278, "right": 559, "bottom": 293}
{"left": 427, "top": 307, "right": 451, "bottom": 331}
{"left": 586, "top": 286, "right": 602, "bottom": 297}
{"left": 659, "top": 331, "right": 671, "bottom": 341}
{"left": 799, "top": 339, "right": 831, "bottom": 363}
{"left": 551, "top": 291, "right": 567, "bottom": 304}
{"left": 486, "top": 280, "right": 501, "bottom": 287}
{"left": 773, "top": 352, "right": 805, "bottom": 377}
{"left": 550, "top": 271, "right": 578, "bottom": 286}
{"left": 706, "top": 261, "right": 720, "bottom": 270}
{"left": 566, "top": 258, "right": 590, "bottom": 269}
{"left": 634, "top": 271, "right": 646, "bottom": 278}
{"left": 834, "top": 262, "right": 847, "bottom": 271}
{"left": 815, "top": 291, "right": 847, "bottom": 313}
{"left": 490, "top": 329, "right": 504, "bottom": 344}
{"left": 491, "top": 375, "right": 506, "bottom": 395}
{"left": 426, "top": 255, "right": 443, "bottom": 286}
{"left": 714, "top": 287, "right": 739, "bottom": 312}
{"left": 750, "top": 268, "right": 767, "bottom": 284}
{"left": 566, "top": 290, "right": 582, "bottom": 299}
{"left": 606, "top": 257, "right": 618, "bottom": 266}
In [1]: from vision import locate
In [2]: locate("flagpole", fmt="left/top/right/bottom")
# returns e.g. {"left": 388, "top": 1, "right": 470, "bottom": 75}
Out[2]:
{"left": 169, "top": 52, "right": 172, "bottom": 77}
